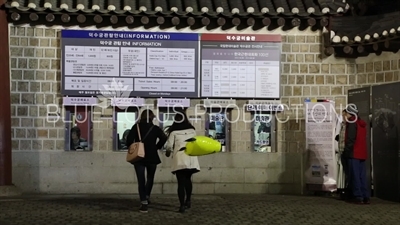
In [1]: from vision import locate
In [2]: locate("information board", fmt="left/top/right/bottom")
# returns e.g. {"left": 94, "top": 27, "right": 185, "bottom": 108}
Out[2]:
{"left": 200, "top": 34, "right": 281, "bottom": 99}
{"left": 61, "top": 30, "right": 199, "bottom": 98}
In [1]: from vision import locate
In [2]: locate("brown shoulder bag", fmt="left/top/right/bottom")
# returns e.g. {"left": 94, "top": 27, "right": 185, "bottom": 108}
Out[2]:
{"left": 126, "top": 125, "right": 153, "bottom": 163}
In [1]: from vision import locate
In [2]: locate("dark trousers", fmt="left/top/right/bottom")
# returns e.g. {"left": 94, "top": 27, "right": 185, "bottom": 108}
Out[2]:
{"left": 134, "top": 164, "right": 157, "bottom": 203}
{"left": 348, "top": 158, "right": 369, "bottom": 200}
{"left": 175, "top": 169, "right": 194, "bottom": 206}
{"left": 341, "top": 155, "right": 350, "bottom": 189}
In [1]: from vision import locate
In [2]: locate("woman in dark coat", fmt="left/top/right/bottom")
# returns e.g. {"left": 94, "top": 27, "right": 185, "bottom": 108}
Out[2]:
{"left": 125, "top": 109, "right": 167, "bottom": 213}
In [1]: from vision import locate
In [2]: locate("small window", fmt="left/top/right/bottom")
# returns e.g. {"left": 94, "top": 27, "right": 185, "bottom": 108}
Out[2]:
{"left": 113, "top": 107, "right": 138, "bottom": 151}
{"left": 64, "top": 106, "right": 93, "bottom": 151}
{"left": 205, "top": 110, "right": 231, "bottom": 152}
{"left": 252, "top": 113, "right": 276, "bottom": 153}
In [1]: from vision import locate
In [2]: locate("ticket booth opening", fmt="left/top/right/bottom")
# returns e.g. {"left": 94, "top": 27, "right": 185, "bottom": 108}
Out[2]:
{"left": 252, "top": 113, "right": 276, "bottom": 153}
{"left": 64, "top": 105, "right": 93, "bottom": 152}
{"left": 204, "top": 100, "right": 236, "bottom": 153}
{"left": 246, "top": 103, "right": 280, "bottom": 153}
{"left": 157, "top": 98, "right": 191, "bottom": 151}
{"left": 112, "top": 98, "right": 144, "bottom": 151}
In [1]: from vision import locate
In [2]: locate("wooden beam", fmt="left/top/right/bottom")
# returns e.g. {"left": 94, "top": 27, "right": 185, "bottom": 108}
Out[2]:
{"left": 110, "top": 15, "right": 118, "bottom": 24}
{"left": 320, "top": 17, "right": 329, "bottom": 27}
{"left": 262, "top": 18, "right": 271, "bottom": 27}
{"left": 277, "top": 17, "right": 285, "bottom": 27}
{"left": 45, "top": 13, "right": 55, "bottom": 22}
{"left": 246, "top": 17, "right": 255, "bottom": 27}
{"left": 252, "top": 17, "right": 271, "bottom": 30}
{"left": 357, "top": 45, "right": 365, "bottom": 54}
{"left": 217, "top": 17, "right": 226, "bottom": 26}
{"left": 373, "top": 42, "right": 379, "bottom": 51}
{"left": 0, "top": 0, "right": 12, "bottom": 186}
{"left": 291, "top": 18, "right": 301, "bottom": 27}
{"left": 10, "top": 12, "right": 20, "bottom": 21}
{"left": 141, "top": 16, "right": 149, "bottom": 25}
{"left": 94, "top": 15, "right": 103, "bottom": 24}
{"left": 61, "top": 14, "right": 70, "bottom": 23}
{"left": 343, "top": 45, "right": 353, "bottom": 55}
{"left": 187, "top": 17, "right": 195, "bottom": 26}
{"left": 77, "top": 14, "right": 86, "bottom": 23}
{"left": 307, "top": 18, "right": 316, "bottom": 27}
{"left": 126, "top": 16, "right": 134, "bottom": 24}
{"left": 29, "top": 13, "right": 39, "bottom": 22}
{"left": 232, "top": 17, "right": 241, "bottom": 26}
{"left": 202, "top": 17, "right": 210, "bottom": 26}
{"left": 171, "top": 17, "right": 180, "bottom": 26}
{"left": 384, "top": 40, "right": 400, "bottom": 53}
{"left": 156, "top": 16, "right": 165, "bottom": 25}
{"left": 324, "top": 46, "right": 334, "bottom": 56}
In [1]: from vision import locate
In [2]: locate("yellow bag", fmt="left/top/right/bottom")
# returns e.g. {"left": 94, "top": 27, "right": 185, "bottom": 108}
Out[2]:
{"left": 180, "top": 136, "right": 222, "bottom": 156}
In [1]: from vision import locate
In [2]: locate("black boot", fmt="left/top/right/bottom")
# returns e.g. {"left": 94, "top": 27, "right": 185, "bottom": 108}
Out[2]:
{"left": 185, "top": 201, "right": 191, "bottom": 209}
{"left": 178, "top": 205, "right": 186, "bottom": 213}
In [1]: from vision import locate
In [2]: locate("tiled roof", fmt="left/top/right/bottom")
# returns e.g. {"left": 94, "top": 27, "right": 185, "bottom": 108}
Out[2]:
{"left": 6, "top": 0, "right": 349, "bottom": 17}
{"left": 330, "top": 11, "right": 400, "bottom": 44}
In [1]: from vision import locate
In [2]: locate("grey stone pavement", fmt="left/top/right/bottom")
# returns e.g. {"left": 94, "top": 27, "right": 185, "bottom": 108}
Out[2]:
{"left": 0, "top": 194, "right": 399, "bottom": 225}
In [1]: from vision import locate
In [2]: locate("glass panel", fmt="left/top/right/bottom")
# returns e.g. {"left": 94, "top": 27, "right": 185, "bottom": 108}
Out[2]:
{"left": 207, "top": 113, "right": 227, "bottom": 152}
{"left": 116, "top": 112, "right": 136, "bottom": 150}
{"left": 253, "top": 113, "right": 272, "bottom": 152}
{"left": 68, "top": 108, "right": 91, "bottom": 151}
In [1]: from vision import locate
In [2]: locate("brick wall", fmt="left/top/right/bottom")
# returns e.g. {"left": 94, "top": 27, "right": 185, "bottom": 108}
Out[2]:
{"left": 355, "top": 52, "right": 400, "bottom": 87}
{"left": 10, "top": 24, "right": 394, "bottom": 194}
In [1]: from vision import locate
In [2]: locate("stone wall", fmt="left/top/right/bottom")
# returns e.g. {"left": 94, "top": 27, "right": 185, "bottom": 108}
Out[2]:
{"left": 355, "top": 52, "right": 400, "bottom": 87}
{"left": 9, "top": 24, "right": 360, "bottom": 194}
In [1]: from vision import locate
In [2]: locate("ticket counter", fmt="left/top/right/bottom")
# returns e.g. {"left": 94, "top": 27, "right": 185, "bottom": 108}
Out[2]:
{"left": 112, "top": 98, "right": 144, "bottom": 151}
{"left": 246, "top": 101, "right": 283, "bottom": 153}
{"left": 63, "top": 97, "right": 96, "bottom": 151}
{"left": 203, "top": 99, "right": 236, "bottom": 152}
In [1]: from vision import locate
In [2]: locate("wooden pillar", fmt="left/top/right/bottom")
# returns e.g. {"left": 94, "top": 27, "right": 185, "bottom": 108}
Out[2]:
{"left": 0, "top": 4, "right": 12, "bottom": 186}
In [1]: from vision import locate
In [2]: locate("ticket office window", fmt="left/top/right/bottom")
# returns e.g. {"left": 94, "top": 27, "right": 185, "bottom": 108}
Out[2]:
{"left": 64, "top": 106, "right": 93, "bottom": 151}
{"left": 251, "top": 113, "right": 276, "bottom": 153}
{"left": 205, "top": 110, "right": 231, "bottom": 152}
{"left": 113, "top": 107, "right": 139, "bottom": 151}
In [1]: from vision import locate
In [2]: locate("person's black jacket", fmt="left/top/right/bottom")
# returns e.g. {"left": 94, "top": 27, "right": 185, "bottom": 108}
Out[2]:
{"left": 126, "top": 121, "right": 167, "bottom": 165}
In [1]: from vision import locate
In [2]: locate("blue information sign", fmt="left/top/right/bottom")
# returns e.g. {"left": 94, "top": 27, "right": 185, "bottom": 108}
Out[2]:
{"left": 61, "top": 30, "right": 199, "bottom": 98}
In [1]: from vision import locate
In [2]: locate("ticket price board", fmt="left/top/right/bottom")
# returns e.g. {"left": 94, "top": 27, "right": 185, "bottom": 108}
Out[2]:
{"left": 200, "top": 34, "right": 281, "bottom": 99}
{"left": 61, "top": 30, "right": 199, "bottom": 98}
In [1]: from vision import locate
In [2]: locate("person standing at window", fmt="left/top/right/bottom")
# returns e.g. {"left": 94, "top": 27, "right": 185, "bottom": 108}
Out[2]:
{"left": 126, "top": 109, "right": 167, "bottom": 213}
{"left": 343, "top": 104, "right": 370, "bottom": 204}
{"left": 165, "top": 111, "right": 200, "bottom": 213}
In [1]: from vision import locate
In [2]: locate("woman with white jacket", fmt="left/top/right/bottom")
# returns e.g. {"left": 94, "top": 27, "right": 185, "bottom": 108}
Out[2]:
{"left": 165, "top": 111, "right": 200, "bottom": 213}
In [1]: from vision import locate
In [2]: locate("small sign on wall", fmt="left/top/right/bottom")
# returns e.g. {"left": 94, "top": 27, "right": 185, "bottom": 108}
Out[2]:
{"left": 203, "top": 99, "right": 237, "bottom": 108}
{"left": 63, "top": 97, "right": 98, "bottom": 106}
{"left": 157, "top": 98, "right": 191, "bottom": 108}
{"left": 246, "top": 100, "right": 284, "bottom": 112}
{"left": 111, "top": 98, "right": 145, "bottom": 107}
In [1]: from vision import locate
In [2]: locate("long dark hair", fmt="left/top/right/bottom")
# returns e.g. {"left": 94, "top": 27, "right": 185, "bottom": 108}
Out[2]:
{"left": 138, "top": 109, "right": 155, "bottom": 123}
{"left": 165, "top": 111, "right": 195, "bottom": 136}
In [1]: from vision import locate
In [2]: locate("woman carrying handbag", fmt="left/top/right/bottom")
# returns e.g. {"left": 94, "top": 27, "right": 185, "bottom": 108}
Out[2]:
{"left": 126, "top": 109, "right": 167, "bottom": 213}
